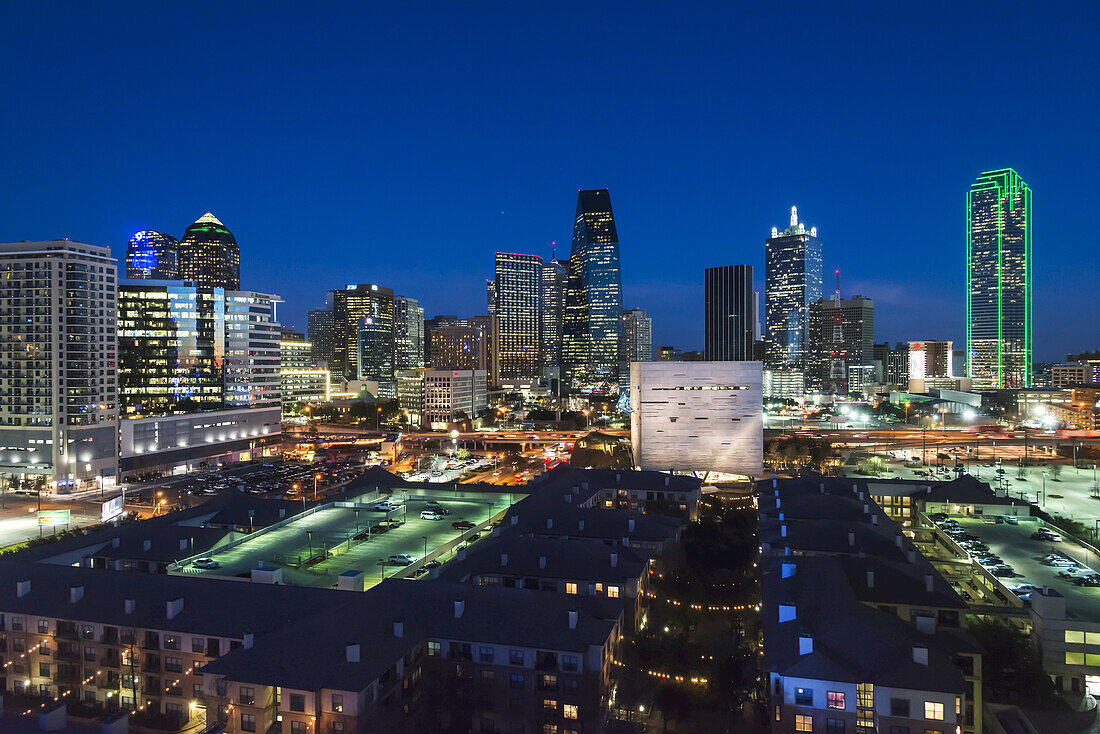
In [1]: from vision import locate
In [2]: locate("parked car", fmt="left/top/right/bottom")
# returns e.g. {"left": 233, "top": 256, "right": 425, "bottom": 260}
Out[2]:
{"left": 192, "top": 558, "right": 220, "bottom": 570}
{"left": 991, "top": 566, "right": 1015, "bottom": 577}
{"left": 1005, "top": 516, "right": 1019, "bottom": 525}
{"left": 420, "top": 510, "right": 444, "bottom": 520}
{"left": 388, "top": 554, "right": 416, "bottom": 566}
{"left": 452, "top": 520, "right": 475, "bottom": 530}
{"left": 1075, "top": 576, "right": 1100, "bottom": 587}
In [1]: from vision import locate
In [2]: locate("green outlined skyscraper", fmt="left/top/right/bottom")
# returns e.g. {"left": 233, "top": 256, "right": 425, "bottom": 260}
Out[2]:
{"left": 966, "top": 169, "right": 1032, "bottom": 389}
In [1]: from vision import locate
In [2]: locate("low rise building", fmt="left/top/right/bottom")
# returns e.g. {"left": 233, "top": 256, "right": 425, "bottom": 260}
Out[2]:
{"left": 423, "top": 368, "right": 487, "bottom": 428}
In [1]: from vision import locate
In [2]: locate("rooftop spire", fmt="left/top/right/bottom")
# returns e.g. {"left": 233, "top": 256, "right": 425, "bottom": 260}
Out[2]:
{"left": 790, "top": 206, "right": 798, "bottom": 228}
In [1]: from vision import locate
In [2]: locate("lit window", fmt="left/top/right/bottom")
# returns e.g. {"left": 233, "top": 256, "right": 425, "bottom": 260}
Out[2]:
{"left": 543, "top": 698, "right": 558, "bottom": 711}
{"left": 795, "top": 713, "right": 813, "bottom": 732}
{"left": 427, "top": 641, "right": 440, "bottom": 656}
{"left": 564, "top": 704, "right": 578, "bottom": 719}
{"left": 607, "top": 586, "right": 620, "bottom": 598}
{"left": 827, "top": 691, "right": 845, "bottom": 709}
{"left": 1066, "top": 652, "right": 1085, "bottom": 665}
{"left": 566, "top": 582, "right": 578, "bottom": 595}
{"left": 1066, "top": 630, "right": 1085, "bottom": 643}
{"left": 924, "top": 701, "right": 944, "bottom": 720}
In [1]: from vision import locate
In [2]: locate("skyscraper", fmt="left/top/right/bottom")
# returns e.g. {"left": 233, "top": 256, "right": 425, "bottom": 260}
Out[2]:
{"left": 807, "top": 296, "right": 874, "bottom": 394}
{"left": 765, "top": 206, "right": 823, "bottom": 371}
{"left": 967, "top": 169, "right": 1033, "bottom": 389}
{"left": 331, "top": 284, "right": 395, "bottom": 382}
{"left": 562, "top": 189, "right": 623, "bottom": 388}
{"left": 874, "top": 342, "right": 910, "bottom": 387}
{"left": 126, "top": 230, "right": 179, "bottom": 280}
{"left": 494, "top": 252, "right": 542, "bottom": 382}
{"left": 0, "top": 241, "right": 118, "bottom": 490}
{"left": 393, "top": 295, "right": 425, "bottom": 370}
{"left": 306, "top": 308, "right": 335, "bottom": 368}
{"left": 430, "top": 325, "right": 488, "bottom": 371}
{"left": 540, "top": 256, "right": 568, "bottom": 369}
{"left": 224, "top": 291, "right": 282, "bottom": 408}
{"left": 620, "top": 308, "right": 653, "bottom": 364}
{"left": 704, "top": 265, "right": 755, "bottom": 361}
{"left": 178, "top": 212, "right": 241, "bottom": 289}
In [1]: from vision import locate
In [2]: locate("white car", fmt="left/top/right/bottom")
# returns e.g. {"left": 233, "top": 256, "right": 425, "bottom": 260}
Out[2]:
{"left": 420, "top": 510, "right": 444, "bottom": 520}
{"left": 388, "top": 554, "right": 416, "bottom": 566}
{"left": 192, "top": 558, "right": 220, "bottom": 570}
{"left": 374, "top": 501, "right": 401, "bottom": 512}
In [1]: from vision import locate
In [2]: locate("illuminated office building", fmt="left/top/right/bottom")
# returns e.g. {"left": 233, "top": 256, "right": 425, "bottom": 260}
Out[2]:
{"left": 807, "top": 296, "right": 874, "bottom": 394}
{"left": 280, "top": 333, "right": 329, "bottom": 413}
{"left": 704, "top": 264, "right": 755, "bottom": 361}
{"left": 393, "top": 295, "right": 425, "bottom": 370}
{"left": 493, "top": 252, "right": 542, "bottom": 382}
{"left": 909, "top": 340, "right": 954, "bottom": 381}
{"left": 331, "top": 284, "right": 394, "bottom": 382}
{"left": 967, "top": 169, "right": 1033, "bottom": 389}
{"left": 562, "top": 189, "right": 623, "bottom": 388}
{"left": 307, "top": 308, "right": 336, "bottom": 368}
{"left": 0, "top": 241, "right": 118, "bottom": 492}
{"left": 765, "top": 207, "right": 822, "bottom": 372}
{"left": 126, "top": 230, "right": 179, "bottom": 280}
{"left": 430, "top": 324, "right": 487, "bottom": 371}
{"left": 178, "top": 212, "right": 241, "bottom": 289}
{"left": 224, "top": 291, "right": 281, "bottom": 408}
{"left": 541, "top": 256, "right": 568, "bottom": 368}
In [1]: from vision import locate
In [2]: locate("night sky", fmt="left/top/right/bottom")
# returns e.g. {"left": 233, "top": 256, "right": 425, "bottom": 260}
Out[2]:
{"left": 2, "top": 2, "right": 1097, "bottom": 361}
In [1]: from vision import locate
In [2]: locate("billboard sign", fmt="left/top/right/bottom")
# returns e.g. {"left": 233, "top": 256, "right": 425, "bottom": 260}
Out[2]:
{"left": 37, "top": 509, "right": 71, "bottom": 526}
{"left": 101, "top": 495, "right": 124, "bottom": 522}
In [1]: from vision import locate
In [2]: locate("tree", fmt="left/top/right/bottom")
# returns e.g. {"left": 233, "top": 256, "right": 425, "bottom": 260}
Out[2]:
{"left": 1049, "top": 463, "right": 1063, "bottom": 481}
{"left": 968, "top": 619, "right": 1058, "bottom": 708}
{"left": 654, "top": 685, "right": 692, "bottom": 732}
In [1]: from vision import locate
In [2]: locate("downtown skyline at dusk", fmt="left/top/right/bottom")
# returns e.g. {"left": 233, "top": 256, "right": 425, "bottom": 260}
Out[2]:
{"left": 2, "top": 2, "right": 1098, "bottom": 360}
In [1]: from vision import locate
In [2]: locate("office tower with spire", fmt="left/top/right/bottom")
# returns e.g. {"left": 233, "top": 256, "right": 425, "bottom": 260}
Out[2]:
{"left": 126, "top": 230, "right": 179, "bottom": 280}
{"left": 765, "top": 206, "right": 823, "bottom": 373}
{"left": 177, "top": 212, "right": 240, "bottom": 289}
{"left": 967, "top": 169, "right": 1033, "bottom": 389}
{"left": 807, "top": 278, "right": 874, "bottom": 395}
{"left": 541, "top": 251, "right": 568, "bottom": 369}
{"left": 562, "top": 188, "right": 623, "bottom": 388}
{"left": 493, "top": 252, "right": 542, "bottom": 382}
{"left": 705, "top": 264, "right": 755, "bottom": 361}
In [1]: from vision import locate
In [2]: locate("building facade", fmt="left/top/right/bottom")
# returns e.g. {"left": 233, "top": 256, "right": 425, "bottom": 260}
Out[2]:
{"left": 306, "top": 308, "right": 336, "bottom": 368}
{"left": 765, "top": 207, "right": 823, "bottom": 373}
{"left": 177, "top": 212, "right": 241, "bottom": 290}
{"left": 423, "top": 369, "right": 488, "bottom": 428}
{"left": 807, "top": 296, "right": 874, "bottom": 394}
{"left": 332, "top": 284, "right": 394, "bottom": 382}
{"left": 630, "top": 361, "right": 763, "bottom": 477}
{"left": 541, "top": 257, "right": 568, "bottom": 370}
{"left": 909, "top": 341, "right": 954, "bottom": 383}
{"left": 619, "top": 308, "right": 653, "bottom": 365}
{"left": 0, "top": 241, "right": 118, "bottom": 492}
{"left": 224, "top": 291, "right": 281, "bottom": 409}
{"left": 279, "top": 336, "right": 329, "bottom": 413}
{"left": 393, "top": 295, "right": 425, "bottom": 371}
{"left": 967, "top": 169, "right": 1033, "bottom": 390}
{"left": 125, "top": 230, "right": 179, "bottom": 280}
{"left": 704, "top": 264, "right": 755, "bottom": 361}
{"left": 874, "top": 342, "right": 910, "bottom": 387}
{"left": 562, "top": 189, "right": 623, "bottom": 389}
{"left": 429, "top": 324, "right": 487, "bottom": 371}
{"left": 494, "top": 253, "right": 543, "bottom": 382}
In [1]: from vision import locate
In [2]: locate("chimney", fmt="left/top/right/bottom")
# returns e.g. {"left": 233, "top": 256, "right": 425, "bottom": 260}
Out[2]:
{"left": 866, "top": 570, "right": 875, "bottom": 589}
{"left": 16, "top": 580, "right": 30, "bottom": 598}
{"left": 179, "top": 539, "right": 188, "bottom": 551}
{"left": 610, "top": 552, "right": 618, "bottom": 568}
{"left": 510, "top": 515, "right": 518, "bottom": 525}
{"left": 907, "top": 550, "right": 917, "bottom": 564}
{"left": 167, "top": 597, "right": 184, "bottom": 620}
{"left": 912, "top": 645, "right": 929, "bottom": 665}
{"left": 70, "top": 585, "right": 84, "bottom": 603}
{"left": 279, "top": 508, "right": 286, "bottom": 518}
{"left": 243, "top": 632, "right": 254, "bottom": 649}
{"left": 500, "top": 552, "right": 508, "bottom": 567}
{"left": 143, "top": 539, "right": 151, "bottom": 551}
{"left": 798, "top": 634, "right": 813, "bottom": 655}
{"left": 567, "top": 608, "right": 578, "bottom": 629}
{"left": 454, "top": 599, "right": 465, "bottom": 619}
{"left": 925, "top": 574, "right": 934, "bottom": 593}
{"left": 564, "top": 494, "right": 572, "bottom": 504}
{"left": 847, "top": 531, "right": 855, "bottom": 547}
{"left": 781, "top": 561, "right": 796, "bottom": 578}
{"left": 862, "top": 503, "right": 869, "bottom": 514}
{"left": 124, "top": 598, "right": 135, "bottom": 614}
{"left": 896, "top": 534, "right": 903, "bottom": 548}
{"left": 546, "top": 518, "right": 553, "bottom": 530}
{"left": 622, "top": 536, "right": 631, "bottom": 547}
{"left": 819, "top": 482, "right": 825, "bottom": 493}
{"left": 579, "top": 519, "right": 585, "bottom": 531}
{"left": 871, "top": 515, "right": 878, "bottom": 526}
{"left": 346, "top": 643, "right": 360, "bottom": 662}
{"left": 393, "top": 620, "right": 404, "bottom": 638}
{"left": 780, "top": 524, "right": 788, "bottom": 538}
{"left": 664, "top": 476, "right": 670, "bottom": 487}
{"left": 915, "top": 615, "right": 936, "bottom": 635}
{"left": 628, "top": 518, "right": 635, "bottom": 533}
{"left": 111, "top": 537, "right": 120, "bottom": 548}
{"left": 615, "top": 473, "right": 621, "bottom": 482}
{"left": 539, "top": 555, "right": 547, "bottom": 569}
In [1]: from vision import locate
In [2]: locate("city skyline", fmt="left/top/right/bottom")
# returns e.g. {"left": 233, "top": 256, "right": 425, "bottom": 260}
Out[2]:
{"left": 2, "top": 4, "right": 1097, "bottom": 361}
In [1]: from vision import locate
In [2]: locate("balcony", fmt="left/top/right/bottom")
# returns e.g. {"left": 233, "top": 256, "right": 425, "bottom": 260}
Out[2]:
{"left": 99, "top": 656, "right": 120, "bottom": 668}
{"left": 56, "top": 648, "right": 81, "bottom": 662}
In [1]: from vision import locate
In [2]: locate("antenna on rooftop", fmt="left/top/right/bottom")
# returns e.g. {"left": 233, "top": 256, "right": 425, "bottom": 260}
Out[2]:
{"left": 834, "top": 269, "right": 841, "bottom": 303}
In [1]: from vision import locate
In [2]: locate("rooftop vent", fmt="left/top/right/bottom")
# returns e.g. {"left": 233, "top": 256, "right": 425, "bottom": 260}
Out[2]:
{"left": 70, "top": 585, "right": 84, "bottom": 603}
{"left": 346, "top": 643, "right": 360, "bottom": 662}
{"left": 500, "top": 553, "right": 508, "bottom": 566}
{"left": 778, "top": 604, "right": 796, "bottom": 623}
{"left": 167, "top": 597, "right": 184, "bottom": 620}
{"left": 866, "top": 570, "right": 875, "bottom": 589}
{"left": 454, "top": 599, "right": 465, "bottom": 619}
{"left": 610, "top": 552, "right": 618, "bottom": 568}
{"left": 16, "top": 580, "right": 31, "bottom": 598}
{"left": 913, "top": 645, "right": 928, "bottom": 665}
{"left": 124, "top": 598, "right": 135, "bottom": 614}
{"left": 781, "top": 561, "right": 796, "bottom": 578}
{"left": 798, "top": 634, "right": 813, "bottom": 655}
{"left": 568, "top": 608, "right": 578, "bottom": 630}
{"left": 393, "top": 621, "right": 403, "bottom": 639}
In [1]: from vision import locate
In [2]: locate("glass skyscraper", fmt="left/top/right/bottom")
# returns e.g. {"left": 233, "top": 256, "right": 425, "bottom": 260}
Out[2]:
{"left": 967, "top": 168, "right": 1032, "bottom": 389}
{"left": 562, "top": 189, "right": 623, "bottom": 388}
{"left": 764, "top": 207, "right": 823, "bottom": 371}
{"left": 540, "top": 256, "right": 568, "bottom": 369}
{"left": 178, "top": 212, "right": 241, "bottom": 289}
{"left": 332, "top": 284, "right": 395, "bottom": 382}
{"left": 393, "top": 295, "right": 425, "bottom": 370}
{"left": 126, "top": 230, "right": 179, "bottom": 280}
{"left": 494, "top": 252, "right": 542, "bottom": 381}
{"left": 704, "top": 264, "right": 755, "bottom": 361}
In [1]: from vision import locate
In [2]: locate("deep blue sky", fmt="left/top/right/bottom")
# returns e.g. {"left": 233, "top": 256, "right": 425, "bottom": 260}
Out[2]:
{"left": 2, "top": 2, "right": 1096, "bottom": 361}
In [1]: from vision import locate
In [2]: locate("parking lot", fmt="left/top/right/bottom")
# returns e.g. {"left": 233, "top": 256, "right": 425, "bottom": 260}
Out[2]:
{"left": 945, "top": 516, "right": 1100, "bottom": 619}
{"left": 177, "top": 487, "right": 515, "bottom": 590}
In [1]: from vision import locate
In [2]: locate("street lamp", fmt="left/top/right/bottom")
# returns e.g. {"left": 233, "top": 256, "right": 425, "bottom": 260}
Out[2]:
{"left": 1041, "top": 471, "right": 1048, "bottom": 507}
{"left": 422, "top": 535, "right": 428, "bottom": 559}
{"left": 314, "top": 473, "right": 323, "bottom": 500}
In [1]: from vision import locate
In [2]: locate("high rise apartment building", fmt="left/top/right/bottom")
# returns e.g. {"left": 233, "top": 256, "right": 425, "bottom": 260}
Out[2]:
{"left": 704, "top": 264, "right": 755, "bottom": 361}
{"left": 765, "top": 207, "right": 822, "bottom": 372}
{"left": 620, "top": 309, "right": 653, "bottom": 364}
{"left": 493, "top": 253, "right": 542, "bottom": 382}
{"left": 332, "top": 284, "right": 394, "bottom": 382}
{"left": 541, "top": 257, "right": 568, "bottom": 369}
{"left": 807, "top": 296, "right": 874, "bottom": 394}
{"left": 306, "top": 308, "right": 336, "bottom": 368}
{"left": 125, "top": 230, "right": 179, "bottom": 280}
{"left": 0, "top": 241, "right": 118, "bottom": 491}
{"left": 177, "top": 212, "right": 241, "bottom": 290}
{"left": 393, "top": 295, "right": 425, "bottom": 370}
{"left": 967, "top": 169, "right": 1032, "bottom": 389}
{"left": 562, "top": 189, "right": 623, "bottom": 388}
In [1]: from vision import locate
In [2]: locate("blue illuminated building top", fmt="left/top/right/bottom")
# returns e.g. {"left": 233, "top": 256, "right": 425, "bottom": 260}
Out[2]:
{"left": 126, "top": 230, "right": 179, "bottom": 280}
